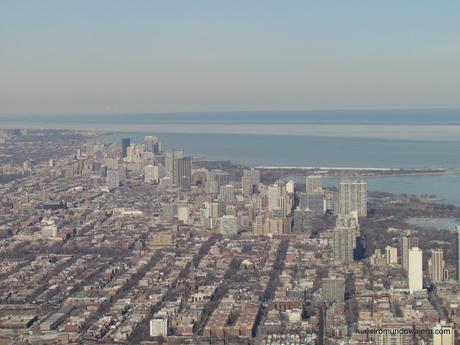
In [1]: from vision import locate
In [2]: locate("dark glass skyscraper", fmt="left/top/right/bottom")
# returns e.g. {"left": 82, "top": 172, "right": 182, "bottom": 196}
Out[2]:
{"left": 121, "top": 138, "right": 130, "bottom": 158}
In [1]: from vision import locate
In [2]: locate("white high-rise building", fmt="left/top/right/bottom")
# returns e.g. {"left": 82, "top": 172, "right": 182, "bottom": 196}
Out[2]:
{"left": 338, "top": 180, "right": 367, "bottom": 217}
{"left": 145, "top": 165, "right": 160, "bottom": 184}
{"left": 286, "top": 180, "right": 295, "bottom": 194}
{"left": 306, "top": 175, "right": 323, "bottom": 193}
{"left": 408, "top": 247, "right": 423, "bottom": 291}
{"left": 150, "top": 315, "right": 168, "bottom": 337}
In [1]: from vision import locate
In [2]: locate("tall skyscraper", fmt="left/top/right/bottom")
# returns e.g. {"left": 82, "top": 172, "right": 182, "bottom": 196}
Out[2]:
{"left": 332, "top": 227, "right": 355, "bottom": 262}
{"left": 338, "top": 180, "right": 367, "bottom": 217}
{"left": 121, "top": 138, "right": 130, "bottom": 158}
{"left": 174, "top": 157, "right": 192, "bottom": 189}
{"left": 306, "top": 175, "right": 323, "bottom": 193}
{"left": 408, "top": 247, "right": 423, "bottom": 291}
{"left": 401, "top": 234, "right": 419, "bottom": 271}
{"left": 429, "top": 249, "right": 446, "bottom": 283}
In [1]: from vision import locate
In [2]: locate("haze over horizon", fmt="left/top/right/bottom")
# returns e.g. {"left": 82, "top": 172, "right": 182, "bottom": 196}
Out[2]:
{"left": 1, "top": 0, "right": 460, "bottom": 114}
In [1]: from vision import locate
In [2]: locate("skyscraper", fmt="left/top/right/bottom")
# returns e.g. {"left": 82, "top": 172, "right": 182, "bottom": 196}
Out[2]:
{"left": 121, "top": 138, "right": 130, "bottom": 158}
{"left": 332, "top": 227, "right": 355, "bottom": 262}
{"left": 338, "top": 180, "right": 367, "bottom": 217}
{"left": 428, "top": 249, "right": 446, "bottom": 283}
{"left": 408, "top": 247, "right": 423, "bottom": 291}
{"left": 306, "top": 175, "right": 323, "bottom": 193}
{"left": 286, "top": 180, "right": 295, "bottom": 194}
{"left": 174, "top": 157, "right": 192, "bottom": 189}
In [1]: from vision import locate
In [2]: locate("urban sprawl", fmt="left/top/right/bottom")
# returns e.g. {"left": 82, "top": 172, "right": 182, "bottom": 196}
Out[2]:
{"left": 0, "top": 129, "right": 459, "bottom": 345}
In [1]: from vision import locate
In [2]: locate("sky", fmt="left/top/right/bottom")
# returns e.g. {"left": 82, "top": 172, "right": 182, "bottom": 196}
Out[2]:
{"left": 1, "top": 0, "right": 459, "bottom": 114}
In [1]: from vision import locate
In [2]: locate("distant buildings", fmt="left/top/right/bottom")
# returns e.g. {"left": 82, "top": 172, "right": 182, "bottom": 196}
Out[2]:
{"left": 408, "top": 247, "right": 423, "bottom": 291}
{"left": 338, "top": 180, "right": 367, "bottom": 217}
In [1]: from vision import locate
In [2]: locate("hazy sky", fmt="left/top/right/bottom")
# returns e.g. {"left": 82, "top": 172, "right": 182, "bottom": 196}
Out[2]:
{"left": 1, "top": 0, "right": 459, "bottom": 114}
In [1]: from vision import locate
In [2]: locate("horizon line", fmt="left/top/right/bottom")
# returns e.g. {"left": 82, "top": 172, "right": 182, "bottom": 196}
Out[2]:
{"left": 1, "top": 106, "right": 460, "bottom": 117}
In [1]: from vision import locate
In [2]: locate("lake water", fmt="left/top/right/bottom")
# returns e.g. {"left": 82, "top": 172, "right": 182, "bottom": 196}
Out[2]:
{"left": 1, "top": 109, "right": 460, "bottom": 205}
